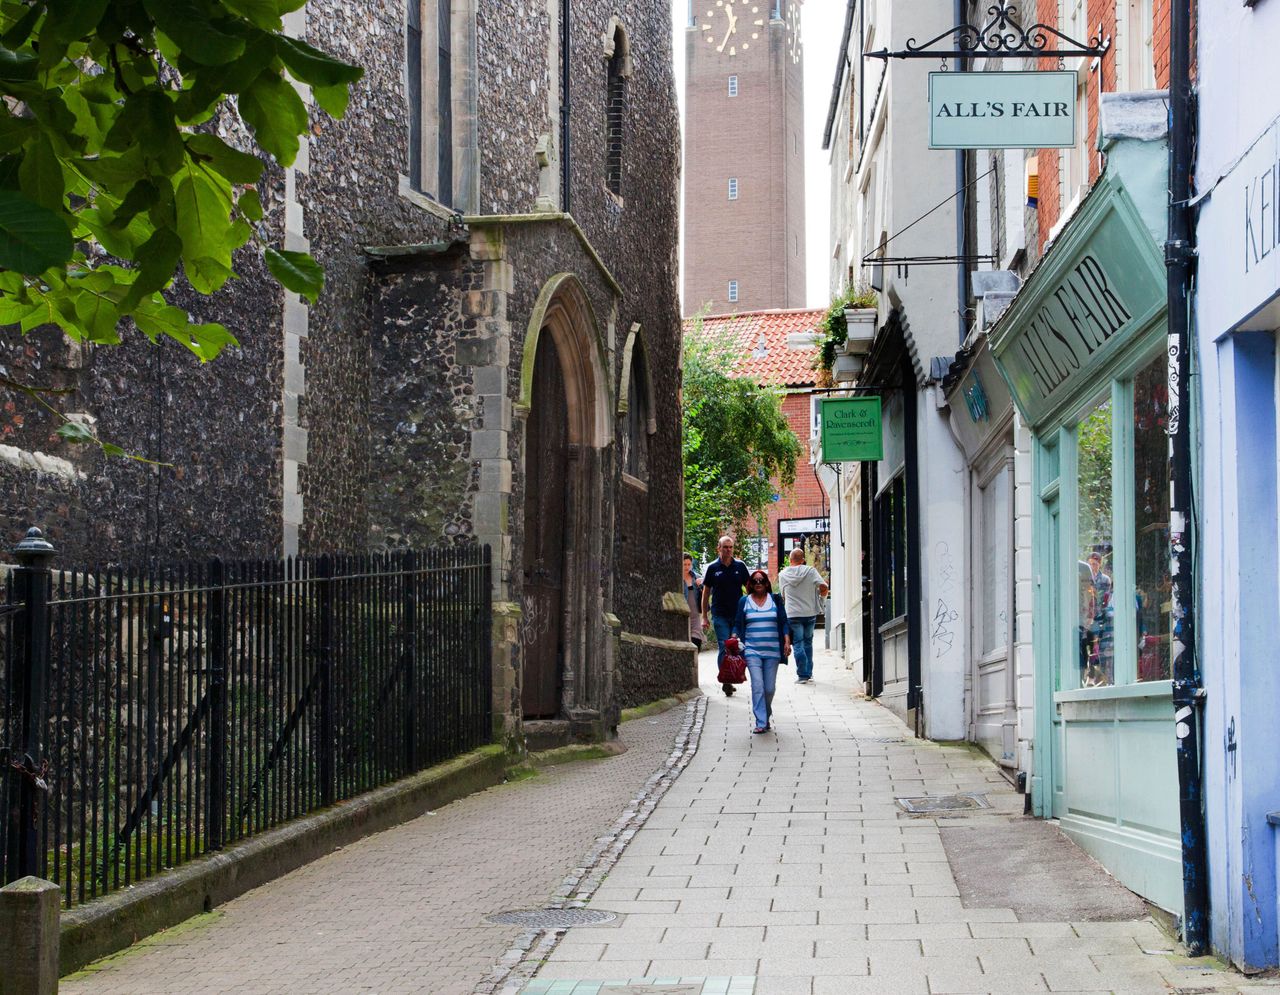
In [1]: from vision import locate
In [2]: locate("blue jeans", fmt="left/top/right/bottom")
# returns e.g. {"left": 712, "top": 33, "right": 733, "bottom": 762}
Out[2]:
{"left": 747, "top": 656, "right": 780, "bottom": 729}
{"left": 788, "top": 616, "right": 817, "bottom": 680}
{"left": 712, "top": 615, "right": 735, "bottom": 686}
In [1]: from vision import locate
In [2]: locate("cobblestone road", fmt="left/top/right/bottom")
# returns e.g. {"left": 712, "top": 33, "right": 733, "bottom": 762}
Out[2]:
{"left": 63, "top": 703, "right": 690, "bottom": 995}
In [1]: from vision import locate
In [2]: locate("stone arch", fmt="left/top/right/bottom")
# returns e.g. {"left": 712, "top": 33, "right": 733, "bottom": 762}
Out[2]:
{"left": 517, "top": 272, "right": 615, "bottom": 736}
{"left": 601, "top": 16, "right": 633, "bottom": 77}
{"left": 518, "top": 272, "right": 612, "bottom": 449}
{"left": 618, "top": 322, "right": 657, "bottom": 433}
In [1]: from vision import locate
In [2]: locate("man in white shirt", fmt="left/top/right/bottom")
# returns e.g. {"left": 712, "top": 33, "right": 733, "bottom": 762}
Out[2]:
{"left": 777, "top": 548, "right": 829, "bottom": 684}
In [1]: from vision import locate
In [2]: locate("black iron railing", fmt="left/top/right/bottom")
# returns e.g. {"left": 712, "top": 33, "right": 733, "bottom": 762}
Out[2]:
{"left": 0, "top": 530, "right": 492, "bottom": 908}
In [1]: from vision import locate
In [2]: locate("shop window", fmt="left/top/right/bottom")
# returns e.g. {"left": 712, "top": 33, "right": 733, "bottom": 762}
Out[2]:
{"left": 875, "top": 474, "right": 908, "bottom": 622}
{"left": 1132, "top": 354, "right": 1171, "bottom": 681}
{"left": 1076, "top": 394, "right": 1114, "bottom": 687}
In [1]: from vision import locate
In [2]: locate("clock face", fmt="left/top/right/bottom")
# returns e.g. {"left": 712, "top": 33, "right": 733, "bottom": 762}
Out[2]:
{"left": 786, "top": 2, "right": 802, "bottom": 63}
{"left": 699, "top": 1, "right": 764, "bottom": 58}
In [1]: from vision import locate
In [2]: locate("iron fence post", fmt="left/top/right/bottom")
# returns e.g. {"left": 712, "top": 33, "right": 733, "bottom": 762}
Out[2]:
{"left": 403, "top": 551, "right": 418, "bottom": 773}
{"left": 317, "top": 555, "right": 335, "bottom": 807}
{"left": 207, "top": 558, "right": 227, "bottom": 851}
{"left": 482, "top": 545, "right": 493, "bottom": 742}
{"left": 5, "top": 527, "right": 56, "bottom": 882}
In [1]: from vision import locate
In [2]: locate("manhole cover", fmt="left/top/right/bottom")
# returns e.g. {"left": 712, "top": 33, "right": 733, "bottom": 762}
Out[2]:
{"left": 896, "top": 792, "right": 990, "bottom": 814}
{"left": 486, "top": 907, "right": 617, "bottom": 928}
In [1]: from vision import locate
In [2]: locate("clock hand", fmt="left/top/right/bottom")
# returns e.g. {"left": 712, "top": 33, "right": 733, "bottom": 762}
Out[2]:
{"left": 717, "top": 8, "right": 738, "bottom": 52}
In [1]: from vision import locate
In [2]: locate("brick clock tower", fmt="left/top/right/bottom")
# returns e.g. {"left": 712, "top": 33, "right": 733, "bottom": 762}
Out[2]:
{"left": 683, "top": 0, "right": 806, "bottom": 316}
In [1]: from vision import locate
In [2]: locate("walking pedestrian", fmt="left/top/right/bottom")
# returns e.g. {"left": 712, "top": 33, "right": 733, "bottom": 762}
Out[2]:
{"left": 777, "top": 547, "right": 828, "bottom": 684}
{"left": 733, "top": 569, "right": 791, "bottom": 733}
{"left": 701, "top": 535, "right": 751, "bottom": 697}
{"left": 683, "top": 554, "right": 705, "bottom": 651}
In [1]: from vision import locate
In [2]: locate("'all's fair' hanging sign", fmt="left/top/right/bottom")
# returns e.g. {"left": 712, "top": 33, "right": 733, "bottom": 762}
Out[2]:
{"left": 929, "top": 71, "right": 1077, "bottom": 150}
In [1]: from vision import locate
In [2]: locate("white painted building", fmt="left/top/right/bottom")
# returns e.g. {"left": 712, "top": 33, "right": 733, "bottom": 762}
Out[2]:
{"left": 820, "top": 0, "right": 968, "bottom": 741}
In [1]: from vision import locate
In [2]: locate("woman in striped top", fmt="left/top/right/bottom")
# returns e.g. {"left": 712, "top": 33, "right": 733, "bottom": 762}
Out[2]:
{"left": 732, "top": 570, "right": 791, "bottom": 733}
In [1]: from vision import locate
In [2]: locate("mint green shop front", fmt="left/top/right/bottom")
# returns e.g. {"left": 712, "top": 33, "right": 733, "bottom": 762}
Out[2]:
{"left": 989, "top": 130, "right": 1183, "bottom": 915}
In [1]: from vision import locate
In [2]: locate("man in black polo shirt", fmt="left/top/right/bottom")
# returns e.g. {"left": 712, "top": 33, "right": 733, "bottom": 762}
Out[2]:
{"left": 701, "top": 535, "right": 751, "bottom": 697}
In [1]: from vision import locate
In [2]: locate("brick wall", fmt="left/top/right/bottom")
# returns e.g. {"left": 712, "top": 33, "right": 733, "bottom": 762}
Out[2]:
{"left": 1034, "top": 0, "right": 1181, "bottom": 254}
{"left": 742, "top": 389, "right": 829, "bottom": 576}
{"left": 683, "top": 3, "right": 806, "bottom": 314}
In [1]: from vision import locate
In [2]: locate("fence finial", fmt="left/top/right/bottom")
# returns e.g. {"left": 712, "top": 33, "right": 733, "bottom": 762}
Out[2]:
{"left": 13, "top": 527, "right": 56, "bottom": 563}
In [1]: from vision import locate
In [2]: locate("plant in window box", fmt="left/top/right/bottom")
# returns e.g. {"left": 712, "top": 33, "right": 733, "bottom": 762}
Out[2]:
{"left": 816, "top": 285, "right": 878, "bottom": 374}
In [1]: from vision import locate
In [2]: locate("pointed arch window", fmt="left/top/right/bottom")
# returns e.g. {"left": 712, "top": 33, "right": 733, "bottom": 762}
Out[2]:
{"left": 620, "top": 325, "right": 656, "bottom": 483}
{"left": 605, "top": 24, "right": 631, "bottom": 198}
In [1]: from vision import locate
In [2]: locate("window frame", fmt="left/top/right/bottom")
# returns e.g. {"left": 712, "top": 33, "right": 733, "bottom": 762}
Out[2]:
{"left": 1055, "top": 344, "right": 1171, "bottom": 693}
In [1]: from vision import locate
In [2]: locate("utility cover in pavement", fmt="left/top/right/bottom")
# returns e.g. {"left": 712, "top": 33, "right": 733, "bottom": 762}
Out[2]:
{"left": 895, "top": 793, "right": 990, "bottom": 813}
{"left": 486, "top": 907, "right": 617, "bottom": 927}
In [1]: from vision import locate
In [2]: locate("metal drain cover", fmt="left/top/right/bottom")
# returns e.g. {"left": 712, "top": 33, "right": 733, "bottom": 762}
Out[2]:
{"left": 896, "top": 792, "right": 991, "bottom": 814}
{"left": 486, "top": 907, "right": 617, "bottom": 928}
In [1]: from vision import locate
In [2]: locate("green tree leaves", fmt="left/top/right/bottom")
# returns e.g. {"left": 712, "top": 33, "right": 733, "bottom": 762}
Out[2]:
{"left": 0, "top": 0, "right": 364, "bottom": 449}
{"left": 264, "top": 247, "right": 322, "bottom": 302}
{"left": 238, "top": 70, "right": 308, "bottom": 165}
{"left": 682, "top": 315, "right": 802, "bottom": 563}
{"left": 0, "top": 190, "right": 73, "bottom": 273}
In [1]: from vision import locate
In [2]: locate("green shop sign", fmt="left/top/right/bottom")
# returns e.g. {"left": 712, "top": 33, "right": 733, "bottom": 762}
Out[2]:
{"left": 989, "top": 174, "right": 1165, "bottom": 427}
{"left": 820, "top": 397, "right": 883, "bottom": 462}
{"left": 929, "top": 71, "right": 1076, "bottom": 149}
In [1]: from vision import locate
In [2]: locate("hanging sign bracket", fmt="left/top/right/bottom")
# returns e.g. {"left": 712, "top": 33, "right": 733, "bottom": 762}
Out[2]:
{"left": 864, "top": 1, "right": 1109, "bottom": 61}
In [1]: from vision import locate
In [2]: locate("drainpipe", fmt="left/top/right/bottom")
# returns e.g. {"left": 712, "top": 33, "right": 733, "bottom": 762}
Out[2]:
{"left": 559, "top": 0, "right": 571, "bottom": 213}
{"left": 953, "top": 0, "right": 968, "bottom": 345}
{"left": 1166, "top": 0, "right": 1208, "bottom": 956}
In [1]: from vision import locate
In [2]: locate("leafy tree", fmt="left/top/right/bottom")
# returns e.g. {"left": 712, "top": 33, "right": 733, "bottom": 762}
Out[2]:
{"left": 0, "top": 0, "right": 362, "bottom": 453}
{"left": 682, "top": 313, "right": 802, "bottom": 563}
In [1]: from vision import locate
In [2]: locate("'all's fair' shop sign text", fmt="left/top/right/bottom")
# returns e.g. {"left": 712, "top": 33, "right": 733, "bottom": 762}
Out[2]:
{"left": 929, "top": 71, "right": 1076, "bottom": 150}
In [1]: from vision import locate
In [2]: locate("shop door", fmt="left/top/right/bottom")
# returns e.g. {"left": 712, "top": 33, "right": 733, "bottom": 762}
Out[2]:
{"left": 521, "top": 333, "right": 569, "bottom": 718}
{"left": 971, "top": 458, "right": 1014, "bottom": 764}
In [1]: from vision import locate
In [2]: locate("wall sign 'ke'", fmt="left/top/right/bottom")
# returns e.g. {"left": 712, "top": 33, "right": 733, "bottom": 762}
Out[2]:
{"left": 929, "top": 71, "right": 1077, "bottom": 150}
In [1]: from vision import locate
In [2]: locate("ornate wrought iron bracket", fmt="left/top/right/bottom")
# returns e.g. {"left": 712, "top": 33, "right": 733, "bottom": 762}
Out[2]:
{"left": 864, "top": 1, "right": 1109, "bottom": 61}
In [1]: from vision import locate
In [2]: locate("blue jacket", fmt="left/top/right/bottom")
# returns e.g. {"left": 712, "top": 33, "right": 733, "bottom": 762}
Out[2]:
{"left": 732, "top": 594, "right": 790, "bottom": 662}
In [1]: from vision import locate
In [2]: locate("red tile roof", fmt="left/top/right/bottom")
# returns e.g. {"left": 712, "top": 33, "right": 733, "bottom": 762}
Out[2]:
{"left": 683, "top": 308, "right": 825, "bottom": 388}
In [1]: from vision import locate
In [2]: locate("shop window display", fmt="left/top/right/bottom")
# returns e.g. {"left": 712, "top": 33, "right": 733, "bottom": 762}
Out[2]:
{"left": 1076, "top": 396, "right": 1114, "bottom": 687}
{"left": 1132, "top": 355, "right": 1172, "bottom": 681}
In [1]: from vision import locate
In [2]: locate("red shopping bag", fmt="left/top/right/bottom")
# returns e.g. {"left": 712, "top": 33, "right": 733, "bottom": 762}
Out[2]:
{"left": 718, "top": 636, "right": 748, "bottom": 684}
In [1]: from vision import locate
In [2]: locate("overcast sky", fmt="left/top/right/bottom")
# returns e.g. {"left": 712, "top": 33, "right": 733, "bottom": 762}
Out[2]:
{"left": 671, "top": 0, "right": 848, "bottom": 311}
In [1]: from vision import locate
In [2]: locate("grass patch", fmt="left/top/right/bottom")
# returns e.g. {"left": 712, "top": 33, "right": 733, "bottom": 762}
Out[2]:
{"left": 503, "top": 764, "right": 539, "bottom": 783}
{"left": 620, "top": 689, "right": 701, "bottom": 724}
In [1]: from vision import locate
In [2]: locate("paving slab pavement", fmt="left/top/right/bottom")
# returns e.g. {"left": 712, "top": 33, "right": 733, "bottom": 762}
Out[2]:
{"left": 61, "top": 701, "right": 692, "bottom": 995}
{"left": 530, "top": 649, "right": 1277, "bottom": 995}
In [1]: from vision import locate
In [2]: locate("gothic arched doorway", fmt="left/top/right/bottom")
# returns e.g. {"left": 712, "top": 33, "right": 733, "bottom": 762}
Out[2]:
{"left": 521, "top": 331, "right": 569, "bottom": 717}
{"left": 517, "top": 273, "right": 612, "bottom": 729}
